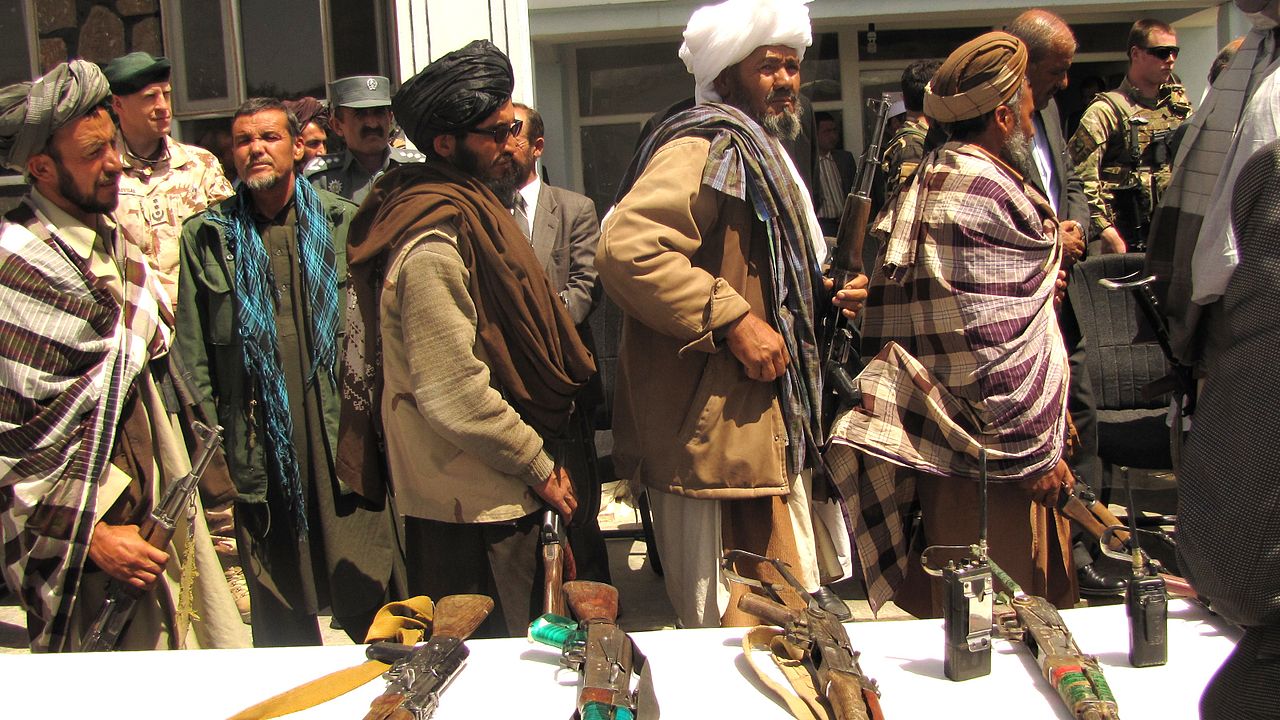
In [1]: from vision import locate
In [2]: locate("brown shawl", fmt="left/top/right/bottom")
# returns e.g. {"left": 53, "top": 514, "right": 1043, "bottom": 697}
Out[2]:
{"left": 337, "top": 161, "right": 595, "bottom": 500}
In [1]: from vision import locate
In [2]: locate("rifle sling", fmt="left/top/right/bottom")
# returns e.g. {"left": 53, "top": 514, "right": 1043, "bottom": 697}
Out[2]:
{"left": 742, "top": 626, "right": 829, "bottom": 720}
{"left": 225, "top": 596, "right": 436, "bottom": 720}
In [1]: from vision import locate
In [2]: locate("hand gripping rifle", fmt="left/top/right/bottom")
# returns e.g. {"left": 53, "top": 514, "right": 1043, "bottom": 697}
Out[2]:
{"left": 82, "top": 421, "right": 222, "bottom": 651}
{"left": 920, "top": 449, "right": 993, "bottom": 681}
{"left": 822, "top": 97, "right": 892, "bottom": 426}
{"left": 722, "top": 550, "right": 884, "bottom": 720}
{"left": 990, "top": 561, "right": 1121, "bottom": 720}
{"left": 364, "top": 594, "right": 494, "bottom": 720}
{"left": 529, "top": 580, "right": 642, "bottom": 720}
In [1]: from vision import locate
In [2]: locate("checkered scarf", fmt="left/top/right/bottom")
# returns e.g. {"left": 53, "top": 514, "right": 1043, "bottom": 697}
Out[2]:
{"left": 827, "top": 143, "right": 1068, "bottom": 612}
{"left": 206, "top": 178, "right": 338, "bottom": 536}
{"left": 0, "top": 198, "right": 172, "bottom": 652}
{"left": 615, "top": 102, "right": 826, "bottom": 474}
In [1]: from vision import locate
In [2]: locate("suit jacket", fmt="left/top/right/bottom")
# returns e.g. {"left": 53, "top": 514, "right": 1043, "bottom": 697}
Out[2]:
{"left": 531, "top": 183, "right": 601, "bottom": 325}
{"left": 1031, "top": 98, "right": 1090, "bottom": 232}
{"left": 815, "top": 148, "right": 856, "bottom": 212}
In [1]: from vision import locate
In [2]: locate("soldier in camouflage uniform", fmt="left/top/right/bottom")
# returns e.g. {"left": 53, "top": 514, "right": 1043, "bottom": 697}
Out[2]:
{"left": 305, "top": 75, "right": 424, "bottom": 204}
{"left": 1069, "top": 19, "right": 1192, "bottom": 253}
{"left": 103, "top": 52, "right": 234, "bottom": 310}
{"left": 881, "top": 59, "right": 940, "bottom": 200}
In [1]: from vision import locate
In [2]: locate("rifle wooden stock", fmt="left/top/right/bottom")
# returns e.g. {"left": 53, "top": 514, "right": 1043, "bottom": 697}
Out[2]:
{"left": 564, "top": 580, "right": 618, "bottom": 623}
{"left": 831, "top": 194, "right": 871, "bottom": 276}
{"left": 1059, "top": 492, "right": 1130, "bottom": 553}
{"left": 542, "top": 511, "right": 566, "bottom": 617}
{"left": 738, "top": 591, "right": 798, "bottom": 628}
{"left": 827, "top": 670, "right": 880, "bottom": 720}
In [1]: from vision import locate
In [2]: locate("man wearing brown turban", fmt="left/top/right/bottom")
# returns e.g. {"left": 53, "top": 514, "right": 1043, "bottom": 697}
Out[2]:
{"left": 827, "top": 31, "right": 1078, "bottom": 618}
{"left": 0, "top": 60, "right": 248, "bottom": 651}
{"left": 337, "top": 40, "right": 595, "bottom": 637}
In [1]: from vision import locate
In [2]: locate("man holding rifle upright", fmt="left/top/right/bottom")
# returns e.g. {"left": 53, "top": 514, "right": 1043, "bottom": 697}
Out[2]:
{"left": 828, "top": 32, "right": 1078, "bottom": 619}
{"left": 597, "top": 0, "right": 867, "bottom": 629}
{"left": 0, "top": 60, "right": 247, "bottom": 652}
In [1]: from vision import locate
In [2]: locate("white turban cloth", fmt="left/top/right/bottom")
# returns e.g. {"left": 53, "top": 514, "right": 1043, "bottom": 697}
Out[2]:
{"left": 679, "top": 0, "right": 813, "bottom": 104}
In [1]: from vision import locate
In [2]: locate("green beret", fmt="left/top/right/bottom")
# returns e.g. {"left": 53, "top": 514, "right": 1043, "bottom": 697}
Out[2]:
{"left": 101, "top": 52, "right": 171, "bottom": 96}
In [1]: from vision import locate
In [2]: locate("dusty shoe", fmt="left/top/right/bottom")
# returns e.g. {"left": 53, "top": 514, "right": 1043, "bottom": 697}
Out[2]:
{"left": 225, "top": 565, "right": 252, "bottom": 624}
{"left": 811, "top": 585, "right": 852, "bottom": 621}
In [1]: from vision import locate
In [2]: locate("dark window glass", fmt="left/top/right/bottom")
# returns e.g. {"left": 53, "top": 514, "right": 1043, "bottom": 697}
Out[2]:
{"left": 0, "top": 2, "right": 31, "bottom": 86}
{"left": 1074, "top": 23, "right": 1137, "bottom": 56}
{"left": 180, "top": 0, "right": 230, "bottom": 101}
{"left": 802, "top": 32, "right": 841, "bottom": 103}
{"left": 239, "top": 0, "right": 326, "bottom": 99}
{"left": 857, "top": 27, "right": 987, "bottom": 62}
{"left": 577, "top": 43, "right": 689, "bottom": 117}
{"left": 581, "top": 123, "right": 642, "bottom": 217}
{"left": 329, "top": 0, "right": 385, "bottom": 79}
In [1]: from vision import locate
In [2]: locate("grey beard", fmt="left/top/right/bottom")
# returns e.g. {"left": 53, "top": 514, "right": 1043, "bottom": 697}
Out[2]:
{"left": 1004, "top": 128, "right": 1036, "bottom": 181}
{"left": 762, "top": 106, "right": 802, "bottom": 142}
{"left": 244, "top": 169, "right": 284, "bottom": 191}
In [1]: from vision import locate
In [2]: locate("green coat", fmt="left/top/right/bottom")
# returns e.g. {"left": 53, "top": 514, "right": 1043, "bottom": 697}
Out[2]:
{"left": 175, "top": 188, "right": 354, "bottom": 503}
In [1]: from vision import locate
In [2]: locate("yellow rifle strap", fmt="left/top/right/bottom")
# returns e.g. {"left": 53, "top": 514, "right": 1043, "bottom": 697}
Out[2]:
{"left": 225, "top": 596, "right": 437, "bottom": 720}
{"left": 742, "top": 626, "right": 831, "bottom": 720}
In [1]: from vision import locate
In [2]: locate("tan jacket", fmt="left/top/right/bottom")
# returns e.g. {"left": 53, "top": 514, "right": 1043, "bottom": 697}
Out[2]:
{"left": 597, "top": 136, "right": 788, "bottom": 499}
{"left": 380, "top": 224, "right": 553, "bottom": 523}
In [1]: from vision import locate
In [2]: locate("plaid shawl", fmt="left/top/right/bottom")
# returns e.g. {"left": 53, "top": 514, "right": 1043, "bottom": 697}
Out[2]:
{"left": 0, "top": 197, "right": 172, "bottom": 651}
{"left": 615, "top": 102, "right": 826, "bottom": 475}
{"left": 827, "top": 142, "right": 1068, "bottom": 612}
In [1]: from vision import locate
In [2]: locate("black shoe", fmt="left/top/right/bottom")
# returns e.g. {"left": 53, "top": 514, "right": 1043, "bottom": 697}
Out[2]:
{"left": 811, "top": 586, "right": 852, "bottom": 621}
{"left": 1077, "top": 562, "right": 1127, "bottom": 597}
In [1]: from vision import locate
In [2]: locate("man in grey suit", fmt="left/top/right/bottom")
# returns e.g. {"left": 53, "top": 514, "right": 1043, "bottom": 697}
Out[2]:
{"left": 1009, "top": 9, "right": 1121, "bottom": 596}
{"left": 511, "top": 102, "right": 611, "bottom": 584}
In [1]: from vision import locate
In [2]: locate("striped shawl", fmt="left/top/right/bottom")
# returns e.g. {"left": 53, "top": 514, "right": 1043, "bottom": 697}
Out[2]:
{"left": 826, "top": 142, "right": 1068, "bottom": 611}
{"left": 0, "top": 197, "right": 172, "bottom": 651}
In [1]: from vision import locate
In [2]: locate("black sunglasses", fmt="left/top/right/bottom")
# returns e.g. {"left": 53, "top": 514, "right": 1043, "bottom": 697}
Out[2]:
{"left": 1143, "top": 45, "right": 1179, "bottom": 61}
{"left": 466, "top": 119, "right": 523, "bottom": 144}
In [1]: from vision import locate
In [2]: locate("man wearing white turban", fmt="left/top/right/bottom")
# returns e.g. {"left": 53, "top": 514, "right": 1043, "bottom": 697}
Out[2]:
{"left": 0, "top": 60, "right": 247, "bottom": 652}
{"left": 597, "top": 0, "right": 867, "bottom": 628}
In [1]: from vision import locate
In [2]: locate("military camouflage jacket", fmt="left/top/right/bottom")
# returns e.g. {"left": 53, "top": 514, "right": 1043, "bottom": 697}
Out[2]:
{"left": 116, "top": 135, "right": 234, "bottom": 309}
{"left": 880, "top": 116, "right": 929, "bottom": 200}
{"left": 304, "top": 145, "right": 425, "bottom": 204}
{"left": 1068, "top": 77, "right": 1192, "bottom": 239}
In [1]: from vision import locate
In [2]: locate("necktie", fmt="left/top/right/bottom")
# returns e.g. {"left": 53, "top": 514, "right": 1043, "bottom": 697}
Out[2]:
{"left": 513, "top": 194, "right": 532, "bottom": 241}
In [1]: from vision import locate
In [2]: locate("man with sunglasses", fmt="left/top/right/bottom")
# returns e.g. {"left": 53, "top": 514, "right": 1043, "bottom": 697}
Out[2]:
{"left": 1069, "top": 19, "right": 1192, "bottom": 254}
{"left": 339, "top": 40, "right": 594, "bottom": 638}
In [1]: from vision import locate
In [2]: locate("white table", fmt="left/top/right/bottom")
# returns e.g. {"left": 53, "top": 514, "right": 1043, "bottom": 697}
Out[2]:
{"left": 0, "top": 600, "right": 1237, "bottom": 719}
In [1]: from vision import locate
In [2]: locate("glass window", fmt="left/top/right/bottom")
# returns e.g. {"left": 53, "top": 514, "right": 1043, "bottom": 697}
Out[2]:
{"left": 239, "top": 0, "right": 326, "bottom": 99}
{"left": 577, "top": 43, "right": 690, "bottom": 117}
{"left": 329, "top": 0, "right": 387, "bottom": 80}
{"left": 802, "top": 32, "right": 841, "bottom": 103}
{"left": 0, "top": 2, "right": 32, "bottom": 86}
{"left": 857, "top": 27, "right": 986, "bottom": 62}
{"left": 581, "top": 123, "right": 642, "bottom": 217}
{"left": 178, "top": 0, "right": 232, "bottom": 102}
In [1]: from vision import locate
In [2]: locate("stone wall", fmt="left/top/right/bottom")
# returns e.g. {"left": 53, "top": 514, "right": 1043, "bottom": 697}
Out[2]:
{"left": 36, "top": 0, "right": 164, "bottom": 72}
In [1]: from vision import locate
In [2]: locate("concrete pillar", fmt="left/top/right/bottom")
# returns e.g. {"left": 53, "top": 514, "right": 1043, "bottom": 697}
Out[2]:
{"left": 391, "top": 0, "right": 535, "bottom": 105}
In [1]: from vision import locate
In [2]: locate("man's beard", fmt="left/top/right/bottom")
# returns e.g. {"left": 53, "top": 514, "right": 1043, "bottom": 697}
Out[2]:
{"left": 725, "top": 77, "right": 803, "bottom": 142}
{"left": 54, "top": 160, "right": 117, "bottom": 214}
{"left": 455, "top": 141, "right": 519, "bottom": 208}
{"left": 761, "top": 105, "right": 802, "bottom": 142}
{"left": 244, "top": 169, "right": 284, "bottom": 191}
{"left": 1003, "top": 115, "right": 1036, "bottom": 180}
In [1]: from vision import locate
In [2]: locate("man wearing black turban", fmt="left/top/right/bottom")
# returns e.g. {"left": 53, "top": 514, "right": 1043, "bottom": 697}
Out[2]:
{"left": 337, "top": 40, "right": 596, "bottom": 637}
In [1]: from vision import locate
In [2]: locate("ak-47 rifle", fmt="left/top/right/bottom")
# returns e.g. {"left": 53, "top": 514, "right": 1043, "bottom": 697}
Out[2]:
{"left": 82, "top": 421, "right": 222, "bottom": 651}
{"left": 991, "top": 560, "right": 1120, "bottom": 720}
{"left": 722, "top": 550, "right": 884, "bottom": 720}
{"left": 364, "top": 594, "right": 494, "bottom": 720}
{"left": 822, "top": 96, "right": 893, "bottom": 425}
{"left": 529, "top": 580, "right": 642, "bottom": 720}
{"left": 920, "top": 449, "right": 993, "bottom": 681}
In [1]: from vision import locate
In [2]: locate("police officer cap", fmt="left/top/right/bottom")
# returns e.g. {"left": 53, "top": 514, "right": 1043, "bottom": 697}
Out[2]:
{"left": 101, "top": 52, "right": 171, "bottom": 96}
{"left": 330, "top": 76, "right": 392, "bottom": 109}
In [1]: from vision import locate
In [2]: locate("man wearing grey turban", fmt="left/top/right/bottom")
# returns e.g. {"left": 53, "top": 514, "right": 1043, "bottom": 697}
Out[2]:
{"left": 0, "top": 60, "right": 248, "bottom": 652}
{"left": 827, "top": 32, "right": 1079, "bottom": 618}
{"left": 338, "top": 40, "right": 595, "bottom": 638}
{"left": 597, "top": 0, "right": 868, "bottom": 628}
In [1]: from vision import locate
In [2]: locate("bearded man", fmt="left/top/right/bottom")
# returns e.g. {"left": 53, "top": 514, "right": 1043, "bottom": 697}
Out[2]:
{"left": 596, "top": 0, "right": 867, "bottom": 628}
{"left": 338, "top": 40, "right": 594, "bottom": 638}
{"left": 827, "top": 32, "right": 1078, "bottom": 618}
{"left": 178, "top": 98, "right": 398, "bottom": 646}
{"left": 0, "top": 60, "right": 247, "bottom": 652}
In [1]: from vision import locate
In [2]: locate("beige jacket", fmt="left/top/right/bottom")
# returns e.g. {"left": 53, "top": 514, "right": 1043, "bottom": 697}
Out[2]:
{"left": 380, "top": 224, "right": 553, "bottom": 523}
{"left": 597, "top": 136, "right": 789, "bottom": 499}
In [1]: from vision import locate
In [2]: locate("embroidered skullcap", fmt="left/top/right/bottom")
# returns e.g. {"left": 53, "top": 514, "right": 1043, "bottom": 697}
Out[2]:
{"left": 0, "top": 59, "right": 111, "bottom": 171}
{"left": 924, "top": 31, "right": 1027, "bottom": 123}
{"left": 679, "top": 0, "right": 812, "bottom": 104}
{"left": 283, "top": 97, "right": 329, "bottom": 130}
{"left": 392, "top": 39, "right": 513, "bottom": 148}
{"left": 101, "top": 51, "right": 171, "bottom": 96}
